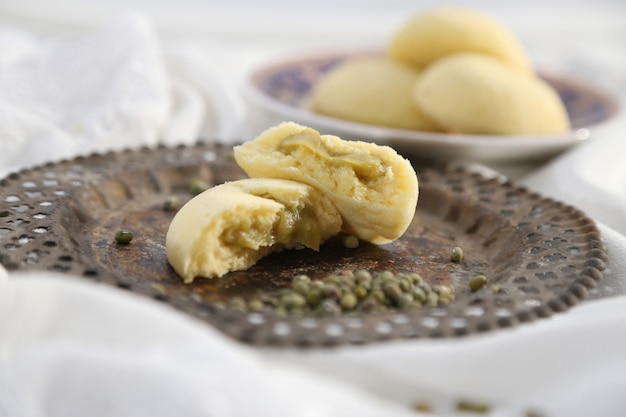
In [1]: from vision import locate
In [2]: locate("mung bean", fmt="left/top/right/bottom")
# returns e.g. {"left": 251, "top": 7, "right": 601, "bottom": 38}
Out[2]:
{"left": 188, "top": 178, "right": 209, "bottom": 195}
{"left": 342, "top": 234, "right": 359, "bottom": 249}
{"left": 456, "top": 399, "right": 490, "bottom": 413}
{"left": 114, "top": 228, "right": 134, "bottom": 244}
{"left": 450, "top": 246, "right": 464, "bottom": 262}
{"left": 163, "top": 195, "right": 181, "bottom": 211}
{"left": 220, "top": 270, "right": 456, "bottom": 317}
{"left": 469, "top": 275, "right": 488, "bottom": 292}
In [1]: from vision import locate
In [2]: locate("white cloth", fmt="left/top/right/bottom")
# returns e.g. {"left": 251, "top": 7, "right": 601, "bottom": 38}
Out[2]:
{"left": 0, "top": 4, "right": 625, "bottom": 417}
{"left": 0, "top": 14, "right": 241, "bottom": 178}
{"left": 266, "top": 291, "right": 626, "bottom": 417}
{"left": 0, "top": 274, "right": 416, "bottom": 417}
{"left": 0, "top": 15, "right": 170, "bottom": 177}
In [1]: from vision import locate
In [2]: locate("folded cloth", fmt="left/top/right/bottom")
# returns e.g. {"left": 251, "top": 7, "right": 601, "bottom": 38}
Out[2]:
{"left": 0, "top": 273, "right": 417, "bottom": 417}
{"left": 265, "top": 293, "right": 626, "bottom": 417}
{"left": 0, "top": 14, "right": 171, "bottom": 177}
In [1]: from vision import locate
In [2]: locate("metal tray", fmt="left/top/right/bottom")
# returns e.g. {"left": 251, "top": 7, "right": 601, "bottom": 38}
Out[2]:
{"left": 0, "top": 143, "right": 608, "bottom": 346}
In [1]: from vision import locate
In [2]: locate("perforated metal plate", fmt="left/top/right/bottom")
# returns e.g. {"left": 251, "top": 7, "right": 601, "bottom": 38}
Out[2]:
{"left": 0, "top": 143, "right": 608, "bottom": 346}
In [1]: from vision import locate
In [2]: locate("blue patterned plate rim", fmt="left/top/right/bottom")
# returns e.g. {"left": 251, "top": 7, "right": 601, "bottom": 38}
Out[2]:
{"left": 245, "top": 50, "right": 620, "bottom": 157}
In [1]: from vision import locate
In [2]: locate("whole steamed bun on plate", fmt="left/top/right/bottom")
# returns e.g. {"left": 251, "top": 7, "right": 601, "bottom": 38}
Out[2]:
{"left": 413, "top": 53, "right": 571, "bottom": 135}
{"left": 311, "top": 57, "right": 441, "bottom": 132}
{"left": 388, "top": 6, "right": 533, "bottom": 74}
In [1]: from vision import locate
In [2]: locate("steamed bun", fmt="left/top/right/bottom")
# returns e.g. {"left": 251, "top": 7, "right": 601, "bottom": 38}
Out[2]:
{"left": 166, "top": 178, "right": 343, "bottom": 282}
{"left": 311, "top": 57, "right": 440, "bottom": 131}
{"left": 412, "top": 53, "right": 571, "bottom": 135}
{"left": 234, "top": 122, "right": 419, "bottom": 244}
{"left": 389, "top": 6, "right": 533, "bottom": 73}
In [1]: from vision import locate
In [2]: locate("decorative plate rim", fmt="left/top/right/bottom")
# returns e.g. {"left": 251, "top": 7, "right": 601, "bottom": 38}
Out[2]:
{"left": 0, "top": 143, "right": 609, "bottom": 347}
{"left": 244, "top": 49, "right": 621, "bottom": 160}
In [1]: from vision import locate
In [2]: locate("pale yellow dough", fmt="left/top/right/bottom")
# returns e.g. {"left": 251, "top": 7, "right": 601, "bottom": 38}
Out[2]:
{"left": 311, "top": 57, "right": 441, "bottom": 131}
{"left": 412, "top": 53, "right": 571, "bottom": 135}
{"left": 233, "top": 122, "right": 419, "bottom": 244}
{"left": 166, "top": 178, "right": 342, "bottom": 282}
{"left": 389, "top": 6, "right": 533, "bottom": 73}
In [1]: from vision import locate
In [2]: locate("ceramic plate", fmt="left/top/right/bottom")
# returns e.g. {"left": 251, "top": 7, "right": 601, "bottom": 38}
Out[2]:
{"left": 244, "top": 51, "right": 620, "bottom": 163}
{"left": 0, "top": 144, "right": 609, "bottom": 346}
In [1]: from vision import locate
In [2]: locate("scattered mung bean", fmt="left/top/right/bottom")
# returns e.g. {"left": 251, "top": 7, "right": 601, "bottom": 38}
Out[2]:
{"left": 247, "top": 299, "right": 265, "bottom": 312}
{"left": 188, "top": 178, "right": 209, "bottom": 195}
{"left": 450, "top": 246, "right": 464, "bottom": 262}
{"left": 342, "top": 234, "right": 360, "bottom": 249}
{"left": 163, "top": 195, "right": 181, "bottom": 211}
{"left": 469, "top": 275, "right": 488, "bottom": 292}
{"left": 228, "top": 296, "right": 247, "bottom": 311}
{"left": 456, "top": 399, "right": 491, "bottom": 413}
{"left": 340, "top": 292, "right": 358, "bottom": 310}
{"left": 222, "top": 269, "right": 455, "bottom": 316}
{"left": 114, "top": 228, "right": 134, "bottom": 244}
{"left": 413, "top": 402, "right": 432, "bottom": 413}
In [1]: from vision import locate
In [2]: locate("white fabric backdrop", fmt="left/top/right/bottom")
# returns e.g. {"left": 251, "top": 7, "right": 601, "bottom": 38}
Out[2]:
{"left": 0, "top": 3, "right": 625, "bottom": 416}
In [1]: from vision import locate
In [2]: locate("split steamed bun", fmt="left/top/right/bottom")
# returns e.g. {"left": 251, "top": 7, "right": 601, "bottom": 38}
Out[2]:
{"left": 166, "top": 178, "right": 342, "bottom": 282}
{"left": 234, "top": 122, "right": 419, "bottom": 244}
